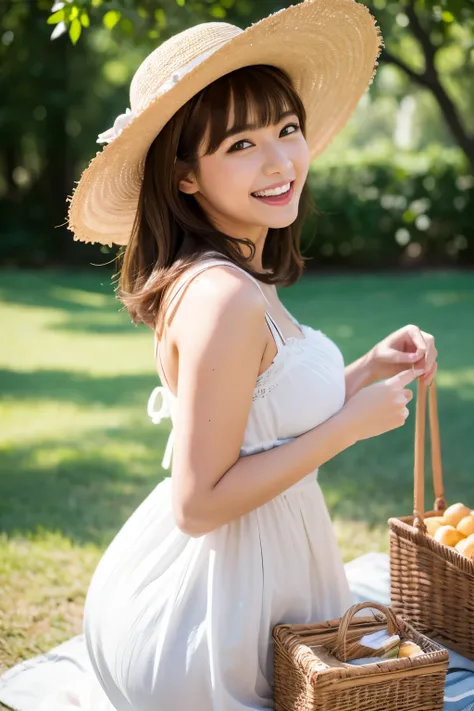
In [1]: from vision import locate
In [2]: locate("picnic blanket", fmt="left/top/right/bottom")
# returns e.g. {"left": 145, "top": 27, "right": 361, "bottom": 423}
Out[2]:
{"left": 1, "top": 552, "right": 473, "bottom": 711}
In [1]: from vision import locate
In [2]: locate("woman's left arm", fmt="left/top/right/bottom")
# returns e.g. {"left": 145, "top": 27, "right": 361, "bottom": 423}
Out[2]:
{"left": 344, "top": 324, "right": 438, "bottom": 402}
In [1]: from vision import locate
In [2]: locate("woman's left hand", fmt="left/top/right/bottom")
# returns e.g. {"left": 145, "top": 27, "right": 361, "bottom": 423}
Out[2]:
{"left": 369, "top": 325, "right": 438, "bottom": 386}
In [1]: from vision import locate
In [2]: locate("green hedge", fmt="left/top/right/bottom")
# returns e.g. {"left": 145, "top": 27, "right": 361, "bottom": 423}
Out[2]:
{"left": 1, "top": 148, "right": 473, "bottom": 268}
{"left": 302, "top": 148, "right": 473, "bottom": 268}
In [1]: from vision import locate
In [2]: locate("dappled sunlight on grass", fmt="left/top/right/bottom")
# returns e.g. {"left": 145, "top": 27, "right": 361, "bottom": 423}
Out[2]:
{"left": 1, "top": 400, "right": 133, "bottom": 440}
{"left": 0, "top": 267, "right": 473, "bottom": 670}
{"left": 423, "top": 290, "right": 472, "bottom": 308}
{"left": 332, "top": 324, "right": 355, "bottom": 339}
{"left": 0, "top": 532, "right": 101, "bottom": 671}
{"left": 436, "top": 368, "right": 474, "bottom": 399}
{"left": 0, "top": 421, "right": 171, "bottom": 546}
{"left": 49, "top": 284, "right": 113, "bottom": 309}
{"left": 2, "top": 302, "right": 154, "bottom": 374}
{"left": 331, "top": 518, "right": 389, "bottom": 563}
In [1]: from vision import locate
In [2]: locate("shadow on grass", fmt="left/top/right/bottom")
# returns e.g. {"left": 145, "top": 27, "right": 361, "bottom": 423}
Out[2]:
{"left": 0, "top": 380, "right": 472, "bottom": 548}
{"left": 1, "top": 268, "right": 473, "bottom": 548}
{"left": 320, "top": 384, "right": 474, "bottom": 528}
{"left": 0, "top": 270, "right": 115, "bottom": 312}
{"left": 0, "top": 421, "right": 171, "bottom": 548}
{"left": 0, "top": 369, "right": 160, "bottom": 407}
{"left": 3, "top": 269, "right": 473, "bottom": 348}
{"left": 0, "top": 269, "right": 146, "bottom": 338}
{"left": 286, "top": 271, "right": 474, "bottom": 370}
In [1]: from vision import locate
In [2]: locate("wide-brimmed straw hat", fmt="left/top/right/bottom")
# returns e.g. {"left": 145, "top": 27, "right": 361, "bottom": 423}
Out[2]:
{"left": 67, "top": 0, "right": 382, "bottom": 247}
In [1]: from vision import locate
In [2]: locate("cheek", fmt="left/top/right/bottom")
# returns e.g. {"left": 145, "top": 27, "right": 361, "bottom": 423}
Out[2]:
{"left": 200, "top": 157, "right": 254, "bottom": 202}
{"left": 294, "top": 138, "right": 311, "bottom": 176}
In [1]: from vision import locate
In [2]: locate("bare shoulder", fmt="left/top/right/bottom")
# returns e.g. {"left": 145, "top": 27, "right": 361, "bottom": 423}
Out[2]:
{"left": 169, "top": 263, "right": 268, "bottom": 351}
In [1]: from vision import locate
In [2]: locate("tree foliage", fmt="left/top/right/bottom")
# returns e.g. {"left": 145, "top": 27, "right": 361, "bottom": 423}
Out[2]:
{"left": 0, "top": 0, "right": 472, "bottom": 266}
{"left": 42, "top": 0, "right": 474, "bottom": 167}
{"left": 366, "top": 0, "right": 474, "bottom": 166}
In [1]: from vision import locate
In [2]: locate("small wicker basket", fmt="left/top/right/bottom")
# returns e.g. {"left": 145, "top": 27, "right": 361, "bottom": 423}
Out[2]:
{"left": 273, "top": 601, "right": 449, "bottom": 711}
{"left": 388, "top": 378, "right": 474, "bottom": 660}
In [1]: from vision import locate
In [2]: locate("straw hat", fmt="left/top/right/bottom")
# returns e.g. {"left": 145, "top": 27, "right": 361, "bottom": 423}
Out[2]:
{"left": 67, "top": 0, "right": 382, "bottom": 247}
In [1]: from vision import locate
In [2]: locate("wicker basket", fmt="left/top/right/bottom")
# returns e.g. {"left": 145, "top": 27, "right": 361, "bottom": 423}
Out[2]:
{"left": 273, "top": 601, "right": 449, "bottom": 711}
{"left": 388, "top": 378, "right": 474, "bottom": 660}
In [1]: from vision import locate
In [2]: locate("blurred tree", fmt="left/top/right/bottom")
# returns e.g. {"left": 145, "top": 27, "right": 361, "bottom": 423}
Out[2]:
{"left": 43, "top": 0, "right": 474, "bottom": 168}
{"left": 1, "top": 0, "right": 472, "bottom": 266}
{"left": 365, "top": 0, "right": 474, "bottom": 168}
{"left": 0, "top": 0, "right": 136, "bottom": 263}
{"left": 1, "top": 0, "right": 75, "bottom": 261}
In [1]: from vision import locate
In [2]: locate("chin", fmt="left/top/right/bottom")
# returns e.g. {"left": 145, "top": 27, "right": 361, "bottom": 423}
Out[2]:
{"left": 266, "top": 210, "right": 300, "bottom": 229}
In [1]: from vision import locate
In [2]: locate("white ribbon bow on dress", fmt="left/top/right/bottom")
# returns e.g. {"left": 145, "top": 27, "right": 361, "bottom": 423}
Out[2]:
{"left": 147, "top": 386, "right": 174, "bottom": 470}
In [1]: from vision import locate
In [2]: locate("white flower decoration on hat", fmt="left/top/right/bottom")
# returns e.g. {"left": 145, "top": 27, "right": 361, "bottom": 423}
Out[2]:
{"left": 97, "top": 107, "right": 135, "bottom": 145}
{"left": 96, "top": 51, "right": 217, "bottom": 146}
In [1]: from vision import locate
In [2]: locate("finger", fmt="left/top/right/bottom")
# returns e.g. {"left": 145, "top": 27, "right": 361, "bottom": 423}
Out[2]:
{"left": 408, "top": 326, "right": 428, "bottom": 355}
{"left": 422, "top": 359, "right": 437, "bottom": 376}
{"left": 395, "top": 394, "right": 412, "bottom": 406}
{"left": 387, "top": 367, "right": 425, "bottom": 388}
{"left": 421, "top": 362, "right": 438, "bottom": 385}
{"left": 394, "top": 350, "right": 425, "bottom": 364}
{"left": 419, "top": 331, "right": 437, "bottom": 369}
{"left": 403, "top": 388, "right": 414, "bottom": 402}
{"left": 420, "top": 330, "right": 434, "bottom": 346}
{"left": 396, "top": 389, "right": 414, "bottom": 405}
{"left": 424, "top": 346, "right": 438, "bottom": 372}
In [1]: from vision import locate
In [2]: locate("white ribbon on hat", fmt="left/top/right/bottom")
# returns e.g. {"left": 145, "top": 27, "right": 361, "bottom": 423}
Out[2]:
{"left": 96, "top": 41, "right": 228, "bottom": 145}
{"left": 97, "top": 107, "right": 135, "bottom": 144}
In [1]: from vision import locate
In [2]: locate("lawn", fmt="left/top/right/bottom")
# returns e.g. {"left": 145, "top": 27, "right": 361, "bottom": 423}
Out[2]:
{"left": 0, "top": 267, "right": 473, "bottom": 676}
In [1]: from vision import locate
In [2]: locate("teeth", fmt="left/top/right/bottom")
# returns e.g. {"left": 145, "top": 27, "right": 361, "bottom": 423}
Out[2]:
{"left": 253, "top": 182, "right": 291, "bottom": 197}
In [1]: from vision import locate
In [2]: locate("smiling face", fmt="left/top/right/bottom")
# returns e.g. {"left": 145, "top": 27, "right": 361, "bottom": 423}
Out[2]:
{"left": 176, "top": 65, "right": 310, "bottom": 244}
{"left": 123, "top": 66, "right": 311, "bottom": 326}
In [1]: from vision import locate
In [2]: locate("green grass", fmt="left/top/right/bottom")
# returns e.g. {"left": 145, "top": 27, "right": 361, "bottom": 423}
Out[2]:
{"left": 1, "top": 268, "right": 473, "bottom": 676}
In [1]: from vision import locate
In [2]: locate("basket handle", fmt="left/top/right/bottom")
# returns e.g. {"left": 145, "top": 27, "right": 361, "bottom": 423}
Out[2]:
{"left": 413, "top": 379, "right": 446, "bottom": 533}
{"left": 332, "top": 602, "right": 400, "bottom": 663}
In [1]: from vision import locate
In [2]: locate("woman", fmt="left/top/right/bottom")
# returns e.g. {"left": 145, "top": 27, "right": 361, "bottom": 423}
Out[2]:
{"left": 0, "top": 1, "right": 438, "bottom": 709}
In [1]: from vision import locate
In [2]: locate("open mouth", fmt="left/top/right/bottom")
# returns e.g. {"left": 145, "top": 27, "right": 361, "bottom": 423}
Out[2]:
{"left": 251, "top": 181, "right": 295, "bottom": 205}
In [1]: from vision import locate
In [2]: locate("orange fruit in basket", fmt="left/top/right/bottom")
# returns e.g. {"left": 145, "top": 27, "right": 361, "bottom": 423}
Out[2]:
{"left": 455, "top": 533, "right": 474, "bottom": 559}
{"left": 457, "top": 514, "right": 474, "bottom": 537}
{"left": 425, "top": 517, "right": 445, "bottom": 536}
{"left": 399, "top": 641, "right": 424, "bottom": 658}
{"left": 443, "top": 503, "right": 471, "bottom": 528}
{"left": 434, "top": 525, "right": 465, "bottom": 547}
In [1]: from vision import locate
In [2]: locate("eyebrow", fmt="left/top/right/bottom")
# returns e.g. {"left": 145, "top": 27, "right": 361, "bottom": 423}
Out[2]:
{"left": 222, "top": 109, "right": 298, "bottom": 141}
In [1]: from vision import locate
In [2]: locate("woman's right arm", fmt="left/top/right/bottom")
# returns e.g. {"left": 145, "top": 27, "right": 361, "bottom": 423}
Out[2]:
{"left": 168, "top": 266, "right": 423, "bottom": 537}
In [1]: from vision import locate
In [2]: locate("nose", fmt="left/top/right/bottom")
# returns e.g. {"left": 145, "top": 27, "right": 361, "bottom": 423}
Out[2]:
{"left": 261, "top": 140, "right": 293, "bottom": 177}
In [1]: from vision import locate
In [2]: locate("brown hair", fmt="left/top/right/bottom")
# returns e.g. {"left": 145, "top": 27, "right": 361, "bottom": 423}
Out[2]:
{"left": 115, "top": 64, "right": 313, "bottom": 333}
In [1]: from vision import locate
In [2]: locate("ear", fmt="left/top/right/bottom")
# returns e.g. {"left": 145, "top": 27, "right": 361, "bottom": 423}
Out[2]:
{"left": 176, "top": 160, "right": 199, "bottom": 195}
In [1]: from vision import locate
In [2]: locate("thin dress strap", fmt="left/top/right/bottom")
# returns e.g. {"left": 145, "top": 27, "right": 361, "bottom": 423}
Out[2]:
{"left": 263, "top": 311, "right": 286, "bottom": 348}
{"left": 149, "top": 257, "right": 286, "bottom": 471}
{"left": 155, "top": 257, "right": 286, "bottom": 369}
{"left": 154, "top": 331, "right": 173, "bottom": 391}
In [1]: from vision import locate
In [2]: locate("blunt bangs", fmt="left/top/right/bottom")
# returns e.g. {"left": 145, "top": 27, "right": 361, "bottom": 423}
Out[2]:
{"left": 177, "top": 65, "right": 307, "bottom": 162}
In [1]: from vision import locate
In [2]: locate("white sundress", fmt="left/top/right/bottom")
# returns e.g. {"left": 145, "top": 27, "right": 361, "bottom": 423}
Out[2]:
{"left": 0, "top": 255, "right": 354, "bottom": 711}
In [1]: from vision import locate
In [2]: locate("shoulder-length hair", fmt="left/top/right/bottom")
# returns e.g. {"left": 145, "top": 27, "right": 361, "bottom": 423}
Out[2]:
{"left": 116, "top": 63, "right": 313, "bottom": 333}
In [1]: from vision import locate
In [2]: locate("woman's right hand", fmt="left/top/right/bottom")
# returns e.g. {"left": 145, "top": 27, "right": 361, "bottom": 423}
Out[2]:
{"left": 342, "top": 367, "right": 425, "bottom": 441}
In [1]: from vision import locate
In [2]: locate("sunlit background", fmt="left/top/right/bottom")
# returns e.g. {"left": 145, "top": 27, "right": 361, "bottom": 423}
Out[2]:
{"left": 0, "top": 0, "right": 473, "bottom": 676}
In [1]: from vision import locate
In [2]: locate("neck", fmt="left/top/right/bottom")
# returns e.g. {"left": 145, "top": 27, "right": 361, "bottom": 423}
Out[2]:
{"left": 242, "top": 229, "right": 269, "bottom": 274}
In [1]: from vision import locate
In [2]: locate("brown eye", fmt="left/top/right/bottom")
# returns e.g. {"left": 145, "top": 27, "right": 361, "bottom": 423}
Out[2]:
{"left": 281, "top": 122, "right": 300, "bottom": 136}
{"left": 228, "top": 139, "right": 252, "bottom": 153}
{"left": 227, "top": 122, "right": 300, "bottom": 153}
